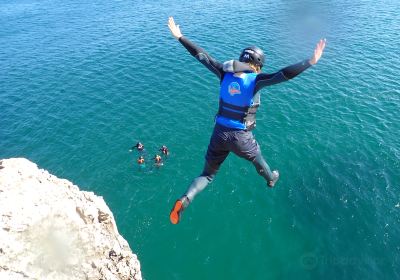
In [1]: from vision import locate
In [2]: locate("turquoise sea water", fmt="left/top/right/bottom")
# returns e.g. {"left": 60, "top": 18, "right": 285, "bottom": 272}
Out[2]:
{"left": 1, "top": 0, "right": 400, "bottom": 279}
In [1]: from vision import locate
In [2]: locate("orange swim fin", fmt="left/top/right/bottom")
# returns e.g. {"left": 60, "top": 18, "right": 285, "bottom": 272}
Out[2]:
{"left": 170, "top": 200, "right": 184, "bottom": 224}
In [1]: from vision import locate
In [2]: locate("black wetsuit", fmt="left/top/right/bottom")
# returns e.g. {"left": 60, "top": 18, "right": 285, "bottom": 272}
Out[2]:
{"left": 179, "top": 36, "right": 311, "bottom": 91}
{"left": 177, "top": 36, "right": 312, "bottom": 204}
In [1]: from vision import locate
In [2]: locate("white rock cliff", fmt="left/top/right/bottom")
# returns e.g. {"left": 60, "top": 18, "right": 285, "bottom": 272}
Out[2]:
{"left": 0, "top": 158, "right": 142, "bottom": 280}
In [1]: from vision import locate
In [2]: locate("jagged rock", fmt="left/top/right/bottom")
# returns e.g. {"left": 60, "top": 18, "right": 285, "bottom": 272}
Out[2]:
{"left": 0, "top": 158, "right": 142, "bottom": 280}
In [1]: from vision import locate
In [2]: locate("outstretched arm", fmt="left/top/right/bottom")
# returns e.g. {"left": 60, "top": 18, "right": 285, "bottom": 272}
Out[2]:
{"left": 254, "top": 39, "right": 327, "bottom": 93}
{"left": 168, "top": 17, "right": 225, "bottom": 81}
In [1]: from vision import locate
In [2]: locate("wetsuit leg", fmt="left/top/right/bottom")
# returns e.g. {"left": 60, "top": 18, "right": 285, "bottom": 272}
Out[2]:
{"left": 230, "top": 130, "right": 274, "bottom": 182}
{"left": 184, "top": 161, "right": 219, "bottom": 202}
{"left": 181, "top": 125, "right": 229, "bottom": 204}
{"left": 252, "top": 152, "right": 274, "bottom": 182}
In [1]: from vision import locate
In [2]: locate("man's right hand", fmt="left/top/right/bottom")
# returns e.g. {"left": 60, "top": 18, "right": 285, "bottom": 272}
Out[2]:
{"left": 309, "top": 39, "right": 327, "bottom": 65}
{"left": 168, "top": 17, "right": 183, "bottom": 40}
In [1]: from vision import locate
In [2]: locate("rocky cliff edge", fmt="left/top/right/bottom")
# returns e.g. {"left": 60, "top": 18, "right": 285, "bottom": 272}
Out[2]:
{"left": 0, "top": 158, "right": 142, "bottom": 280}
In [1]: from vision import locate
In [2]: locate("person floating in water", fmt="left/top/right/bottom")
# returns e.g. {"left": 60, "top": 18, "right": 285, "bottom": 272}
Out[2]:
{"left": 129, "top": 142, "right": 144, "bottom": 152}
{"left": 153, "top": 154, "right": 163, "bottom": 167}
{"left": 167, "top": 17, "right": 326, "bottom": 224}
{"left": 160, "top": 145, "right": 169, "bottom": 156}
{"left": 137, "top": 156, "right": 145, "bottom": 165}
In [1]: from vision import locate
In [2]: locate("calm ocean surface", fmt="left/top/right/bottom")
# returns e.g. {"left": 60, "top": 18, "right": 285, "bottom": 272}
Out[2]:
{"left": 1, "top": 0, "right": 399, "bottom": 279}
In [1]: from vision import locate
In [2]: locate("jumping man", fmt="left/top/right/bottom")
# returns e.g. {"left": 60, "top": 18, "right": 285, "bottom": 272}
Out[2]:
{"left": 167, "top": 17, "right": 326, "bottom": 224}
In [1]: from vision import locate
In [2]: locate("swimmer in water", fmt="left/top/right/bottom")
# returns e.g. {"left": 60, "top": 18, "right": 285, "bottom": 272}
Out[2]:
{"left": 160, "top": 145, "right": 169, "bottom": 156}
{"left": 137, "top": 156, "right": 145, "bottom": 165}
{"left": 129, "top": 142, "right": 144, "bottom": 152}
{"left": 153, "top": 154, "right": 163, "bottom": 166}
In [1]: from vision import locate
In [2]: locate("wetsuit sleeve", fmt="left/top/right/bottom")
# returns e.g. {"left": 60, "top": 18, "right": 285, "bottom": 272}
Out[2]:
{"left": 223, "top": 60, "right": 255, "bottom": 73}
{"left": 254, "top": 59, "right": 312, "bottom": 93}
{"left": 178, "top": 36, "right": 225, "bottom": 80}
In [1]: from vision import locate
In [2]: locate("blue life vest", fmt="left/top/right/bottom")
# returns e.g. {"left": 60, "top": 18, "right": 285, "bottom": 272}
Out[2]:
{"left": 216, "top": 73, "right": 260, "bottom": 130}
